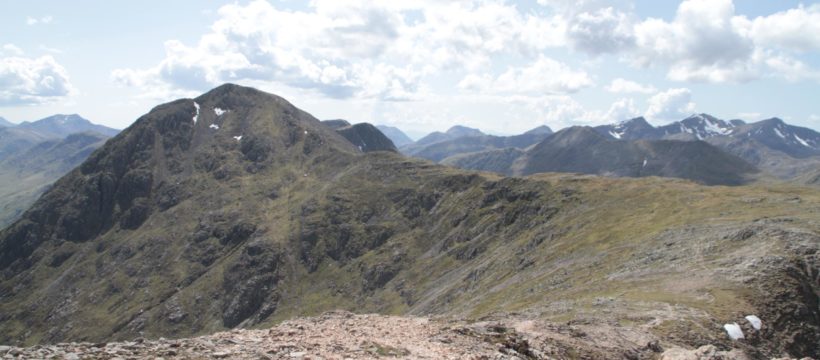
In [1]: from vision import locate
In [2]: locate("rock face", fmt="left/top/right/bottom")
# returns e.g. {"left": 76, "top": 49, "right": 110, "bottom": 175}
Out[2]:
{"left": 0, "top": 85, "right": 817, "bottom": 359}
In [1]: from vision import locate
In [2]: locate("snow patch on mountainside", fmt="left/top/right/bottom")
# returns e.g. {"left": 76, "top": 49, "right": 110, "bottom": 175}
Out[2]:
{"left": 794, "top": 134, "right": 812, "bottom": 148}
{"left": 193, "top": 102, "right": 200, "bottom": 123}
{"left": 774, "top": 127, "right": 786, "bottom": 139}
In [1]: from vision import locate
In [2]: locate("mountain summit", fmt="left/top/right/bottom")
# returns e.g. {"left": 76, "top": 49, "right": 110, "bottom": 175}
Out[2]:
{"left": 17, "top": 114, "right": 119, "bottom": 138}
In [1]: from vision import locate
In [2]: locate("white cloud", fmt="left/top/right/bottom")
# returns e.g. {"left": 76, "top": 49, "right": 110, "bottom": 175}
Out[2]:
{"left": 567, "top": 7, "right": 635, "bottom": 55}
{"left": 606, "top": 78, "right": 656, "bottom": 94}
{"left": 604, "top": 98, "right": 640, "bottom": 122}
{"left": 763, "top": 53, "right": 820, "bottom": 82}
{"left": 0, "top": 55, "right": 75, "bottom": 106}
{"left": 113, "top": 0, "right": 568, "bottom": 101}
{"left": 1, "top": 44, "right": 24, "bottom": 56}
{"left": 743, "top": 4, "right": 820, "bottom": 52}
{"left": 458, "top": 56, "right": 593, "bottom": 95}
{"left": 632, "top": 0, "right": 757, "bottom": 83}
{"left": 645, "top": 88, "right": 696, "bottom": 122}
{"left": 26, "top": 15, "right": 53, "bottom": 26}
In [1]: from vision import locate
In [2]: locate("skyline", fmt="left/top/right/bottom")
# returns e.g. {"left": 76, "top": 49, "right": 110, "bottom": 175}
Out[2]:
{"left": 1, "top": 0, "right": 820, "bottom": 138}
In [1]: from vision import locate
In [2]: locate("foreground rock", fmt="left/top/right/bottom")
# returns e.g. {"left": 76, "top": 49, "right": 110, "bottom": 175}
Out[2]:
{"left": 2, "top": 311, "right": 807, "bottom": 359}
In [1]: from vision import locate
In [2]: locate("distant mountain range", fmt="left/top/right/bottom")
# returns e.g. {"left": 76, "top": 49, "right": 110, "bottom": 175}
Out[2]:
{"left": 446, "top": 126, "right": 758, "bottom": 185}
{"left": 399, "top": 125, "right": 553, "bottom": 162}
{"left": 0, "top": 114, "right": 118, "bottom": 226}
{"left": 389, "top": 113, "right": 820, "bottom": 186}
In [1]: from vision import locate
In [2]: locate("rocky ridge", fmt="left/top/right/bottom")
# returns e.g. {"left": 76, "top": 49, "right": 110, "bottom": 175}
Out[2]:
{"left": 0, "top": 311, "right": 813, "bottom": 359}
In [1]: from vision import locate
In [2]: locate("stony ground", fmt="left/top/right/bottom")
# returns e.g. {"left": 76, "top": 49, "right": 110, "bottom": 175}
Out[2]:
{"left": 3, "top": 311, "right": 810, "bottom": 360}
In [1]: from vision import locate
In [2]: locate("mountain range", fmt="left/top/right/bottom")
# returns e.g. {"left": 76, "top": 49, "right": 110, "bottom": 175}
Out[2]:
{"left": 393, "top": 113, "right": 820, "bottom": 186}
{"left": 0, "top": 115, "right": 118, "bottom": 226}
{"left": 443, "top": 126, "right": 758, "bottom": 185}
{"left": 0, "top": 85, "right": 816, "bottom": 358}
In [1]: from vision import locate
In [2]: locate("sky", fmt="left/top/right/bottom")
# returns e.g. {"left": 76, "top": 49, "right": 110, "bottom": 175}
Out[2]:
{"left": 2, "top": 0, "right": 820, "bottom": 138}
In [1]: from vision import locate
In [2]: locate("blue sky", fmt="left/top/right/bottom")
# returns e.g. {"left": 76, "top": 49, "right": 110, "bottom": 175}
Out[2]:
{"left": 2, "top": 0, "right": 819, "bottom": 138}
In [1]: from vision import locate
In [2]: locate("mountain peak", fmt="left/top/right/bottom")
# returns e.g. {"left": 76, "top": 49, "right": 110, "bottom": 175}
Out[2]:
{"left": 542, "top": 126, "right": 606, "bottom": 147}
{"left": 16, "top": 114, "right": 119, "bottom": 138}
{"left": 758, "top": 117, "right": 786, "bottom": 126}
{"left": 445, "top": 125, "right": 484, "bottom": 137}
{"left": 524, "top": 125, "right": 553, "bottom": 135}
{"left": 617, "top": 116, "right": 651, "bottom": 127}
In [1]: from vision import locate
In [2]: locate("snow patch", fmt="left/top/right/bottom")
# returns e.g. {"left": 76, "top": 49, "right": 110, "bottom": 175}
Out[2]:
{"left": 209, "top": 124, "right": 219, "bottom": 130}
{"left": 745, "top": 315, "right": 762, "bottom": 330}
{"left": 703, "top": 118, "right": 730, "bottom": 135}
{"left": 609, "top": 131, "right": 622, "bottom": 139}
{"left": 233, "top": 135, "right": 242, "bottom": 141}
{"left": 193, "top": 102, "right": 200, "bottom": 123}
{"left": 723, "top": 323, "right": 744, "bottom": 340}
{"left": 774, "top": 127, "right": 786, "bottom": 139}
{"left": 794, "top": 134, "right": 812, "bottom": 148}
{"left": 214, "top": 107, "right": 227, "bottom": 116}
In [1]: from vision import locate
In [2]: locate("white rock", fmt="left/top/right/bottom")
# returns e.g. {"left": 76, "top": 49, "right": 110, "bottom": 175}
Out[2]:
{"left": 744, "top": 315, "right": 762, "bottom": 330}
{"left": 724, "top": 323, "right": 744, "bottom": 340}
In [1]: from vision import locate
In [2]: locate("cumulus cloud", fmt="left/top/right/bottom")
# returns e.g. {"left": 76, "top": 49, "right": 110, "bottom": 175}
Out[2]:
{"left": 112, "top": 0, "right": 566, "bottom": 101}
{"left": 458, "top": 56, "right": 593, "bottom": 95}
{"left": 632, "top": 0, "right": 757, "bottom": 82}
{"left": 606, "top": 78, "right": 656, "bottom": 94}
{"left": 645, "top": 88, "right": 696, "bottom": 122}
{"left": 0, "top": 55, "right": 75, "bottom": 106}
{"left": 537, "top": 0, "right": 820, "bottom": 84}
{"left": 567, "top": 7, "right": 635, "bottom": 55}
{"left": 763, "top": 53, "right": 820, "bottom": 82}
{"left": 742, "top": 4, "right": 820, "bottom": 52}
